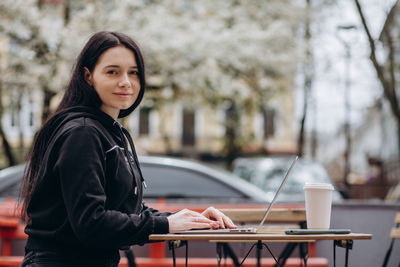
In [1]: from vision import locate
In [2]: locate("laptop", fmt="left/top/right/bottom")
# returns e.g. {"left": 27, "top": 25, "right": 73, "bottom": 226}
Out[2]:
{"left": 178, "top": 156, "right": 298, "bottom": 234}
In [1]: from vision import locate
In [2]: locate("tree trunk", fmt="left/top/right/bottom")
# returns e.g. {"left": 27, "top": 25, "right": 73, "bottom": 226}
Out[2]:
{"left": 0, "top": 78, "right": 16, "bottom": 167}
{"left": 310, "top": 116, "right": 318, "bottom": 158}
{"left": 0, "top": 88, "right": 15, "bottom": 166}
{"left": 38, "top": 0, "right": 71, "bottom": 124}
{"left": 0, "top": 126, "right": 15, "bottom": 166}
{"left": 41, "top": 88, "right": 56, "bottom": 123}
{"left": 225, "top": 101, "right": 241, "bottom": 169}
{"left": 354, "top": 0, "right": 400, "bottom": 156}
{"left": 16, "top": 89, "right": 25, "bottom": 161}
{"left": 297, "top": 0, "right": 314, "bottom": 157}
{"left": 397, "top": 120, "right": 400, "bottom": 157}
{"left": 298, "top": 98, "right": 307, "bottom": 157}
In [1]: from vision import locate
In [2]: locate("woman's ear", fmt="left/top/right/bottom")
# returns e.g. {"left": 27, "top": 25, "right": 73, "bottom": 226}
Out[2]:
{"left": 84, "top": 67, "right": 93, "bottom": 86}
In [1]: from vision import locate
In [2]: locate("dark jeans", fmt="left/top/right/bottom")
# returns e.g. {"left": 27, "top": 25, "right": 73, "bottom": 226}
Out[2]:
{"left": 20, "top": 249, "right": 120, "bottom": 267}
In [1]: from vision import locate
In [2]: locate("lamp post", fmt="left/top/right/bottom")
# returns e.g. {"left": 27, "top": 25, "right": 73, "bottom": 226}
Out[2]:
{"left": 336, "top": 24, "right": 357, "bottom": 187}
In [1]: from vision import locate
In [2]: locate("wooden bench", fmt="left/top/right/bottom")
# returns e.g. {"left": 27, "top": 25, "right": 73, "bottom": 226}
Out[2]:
{"left": 382, "top": 212, "right": 400, "bottom": 267}
{"left": 390, "top": 213, "right": 400, "bottom": 238}
{"left": 0, "top": 216, "right": 26, "bottom": 257}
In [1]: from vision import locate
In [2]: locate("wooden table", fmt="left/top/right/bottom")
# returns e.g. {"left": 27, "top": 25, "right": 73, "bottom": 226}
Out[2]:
{"left": 150, "top": 232, "right": 372, "bottom": 267}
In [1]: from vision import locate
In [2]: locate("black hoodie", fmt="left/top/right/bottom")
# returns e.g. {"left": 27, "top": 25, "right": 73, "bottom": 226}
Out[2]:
{"left": 24, "top": 106, "right": 170, "bottom": 260}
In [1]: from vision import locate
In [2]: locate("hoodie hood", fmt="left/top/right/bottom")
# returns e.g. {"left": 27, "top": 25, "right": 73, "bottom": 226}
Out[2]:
{"left": 45, "top": 106, "right": 145, "bottom": 184}
{"left": 45, "top": 106, "right": 118, "bottom": 142}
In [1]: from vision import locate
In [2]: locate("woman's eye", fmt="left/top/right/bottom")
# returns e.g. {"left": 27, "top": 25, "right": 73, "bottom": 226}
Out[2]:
{"left": 107, "top": 70, "right": 118, "bottom": 75}
{"left": 129, "top": 71, "right": 139, "bottom": 75}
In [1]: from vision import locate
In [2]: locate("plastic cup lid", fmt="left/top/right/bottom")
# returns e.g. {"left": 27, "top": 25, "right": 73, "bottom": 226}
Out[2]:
{"left": 303, "top": 183, "right": 334, "bottom": 190}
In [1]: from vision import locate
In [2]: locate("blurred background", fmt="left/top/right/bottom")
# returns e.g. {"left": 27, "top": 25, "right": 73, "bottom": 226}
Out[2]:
{"left": 1, "top": 1, "right": 400, "bottom": 266}
{"left": 0, "top": 0, "right": 399, "bottom": 203}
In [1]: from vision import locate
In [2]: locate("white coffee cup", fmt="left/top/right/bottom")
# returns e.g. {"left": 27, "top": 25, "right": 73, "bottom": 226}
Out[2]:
{"left": 303, "top": 183, "right": 334, "bottom": 229}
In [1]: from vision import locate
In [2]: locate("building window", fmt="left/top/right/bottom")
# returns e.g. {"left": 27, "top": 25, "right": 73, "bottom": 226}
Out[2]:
{"left": 263, "top": 108, "right": 275, "bottom": 138}
{"left": 182, "top": 109, "right": 195, "bottom": 146}
{"left": 139, "top": 108, "right": 150, "bottom": 136}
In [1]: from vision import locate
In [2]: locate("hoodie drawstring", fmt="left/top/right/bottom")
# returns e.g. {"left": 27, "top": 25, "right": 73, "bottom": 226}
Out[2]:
{"left": 121, "top": 127, "right": 147, "bottom": 189}
{"left": 113, "top": 121, "right": 147, "bottom": 189}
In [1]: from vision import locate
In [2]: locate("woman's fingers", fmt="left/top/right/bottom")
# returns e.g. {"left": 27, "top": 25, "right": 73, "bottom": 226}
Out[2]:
{"left": 167, "top": 207, "right": 237, "bottom": 233}
{"left": 167, "top": 209, "right": 219, "bottom": 233}
{"left": 202, "top": 207, "right": 237, "bottom": 229}
{"left": 222, "top": 215, "right": 236, "bottom": 229}
{"left": 186, "top": 221, "right": 218, "bottom": 229}
{"left": 180, "top": 209, "right": 217, "bottom": 223}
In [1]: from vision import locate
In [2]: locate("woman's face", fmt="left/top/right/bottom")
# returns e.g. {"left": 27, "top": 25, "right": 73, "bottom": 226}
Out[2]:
{"left": 84, "top": 45, "right": 141, "bottom": 120}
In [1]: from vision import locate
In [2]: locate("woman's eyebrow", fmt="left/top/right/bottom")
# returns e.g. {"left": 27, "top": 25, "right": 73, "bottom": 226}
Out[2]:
{"left": 104, "top": 65, "right": 138, "bottom": 69}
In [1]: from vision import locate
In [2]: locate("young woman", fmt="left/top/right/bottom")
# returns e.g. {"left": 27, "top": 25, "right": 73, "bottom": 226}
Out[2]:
{"left": 19, "top": 31, "right": 235, "bottom": 267}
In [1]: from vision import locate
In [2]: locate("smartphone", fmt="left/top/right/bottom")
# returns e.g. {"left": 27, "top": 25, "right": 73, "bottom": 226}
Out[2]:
{"left": 285, "top": 229, "right": 351, "bottom": 235}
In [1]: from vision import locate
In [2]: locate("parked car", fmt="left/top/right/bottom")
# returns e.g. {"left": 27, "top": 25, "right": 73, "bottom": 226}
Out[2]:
{"left": 0, "top": 155, "right": 270, "bottom": 203}
{"left": 232, "top": 156, "right": 343, "bottom": 203}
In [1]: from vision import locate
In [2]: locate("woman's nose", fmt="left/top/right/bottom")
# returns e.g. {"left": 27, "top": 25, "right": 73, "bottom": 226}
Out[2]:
{"left": 118, "top": 74, "right": 131, "bottom": 88}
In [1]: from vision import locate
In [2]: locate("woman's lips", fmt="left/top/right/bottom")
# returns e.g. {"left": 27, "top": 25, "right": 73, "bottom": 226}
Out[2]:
{"left": 113, "top": 92, "right": 132, "bottom": 98}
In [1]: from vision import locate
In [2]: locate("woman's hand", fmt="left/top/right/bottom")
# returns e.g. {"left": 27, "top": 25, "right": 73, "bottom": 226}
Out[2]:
{"left": 201, "top": 207, "right": 236, "bottom": 229}
{"left": 167, "top": 209, "right": 219, "bottom": 233}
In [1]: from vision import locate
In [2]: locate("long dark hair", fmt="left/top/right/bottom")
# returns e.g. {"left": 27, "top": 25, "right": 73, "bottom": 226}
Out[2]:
{"left": 19, "top": 31, "right": 146, "bottom": 219}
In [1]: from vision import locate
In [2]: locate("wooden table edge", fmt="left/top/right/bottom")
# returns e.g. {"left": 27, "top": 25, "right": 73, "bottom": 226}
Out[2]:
{"left": 149, "top": 233, "right": 373, "bottom": 241}
{"left": 208, "top": 240, "right": 317, "bottom": 243}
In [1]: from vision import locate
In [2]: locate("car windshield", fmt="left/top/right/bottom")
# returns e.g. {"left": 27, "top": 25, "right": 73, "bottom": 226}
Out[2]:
{"left": 260, "top": 162, "right": 331, "bottom": 193}
{"left": 230, "top": 165, "right": 255, "bottom": 183}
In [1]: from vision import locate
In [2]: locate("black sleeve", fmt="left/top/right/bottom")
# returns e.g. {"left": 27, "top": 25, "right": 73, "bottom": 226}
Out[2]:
{"left": 54, "top": 126, "right": 169, "bottom": 248}
{"left": 141, "top": 203, "right": 173, "bottom": 218}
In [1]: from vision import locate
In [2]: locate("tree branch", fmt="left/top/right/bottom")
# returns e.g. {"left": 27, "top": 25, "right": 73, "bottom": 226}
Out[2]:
{"left": 386, "top": 29, "right": 400, "bottom": 113}
{"left": 354, "top": 0, "right": 400, "bottom": 123}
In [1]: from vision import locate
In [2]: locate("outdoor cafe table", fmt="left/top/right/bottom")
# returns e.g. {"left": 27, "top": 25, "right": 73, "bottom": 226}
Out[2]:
{"left": 149, "top": 232, "right": 372, "bottom": 267}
